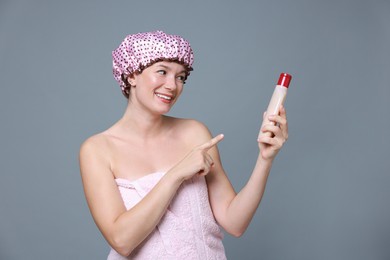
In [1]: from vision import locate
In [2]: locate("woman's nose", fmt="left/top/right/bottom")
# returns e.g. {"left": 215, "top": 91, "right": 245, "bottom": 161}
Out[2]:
{"left": 164, "top": 76, "right": 177, "bottom": 90}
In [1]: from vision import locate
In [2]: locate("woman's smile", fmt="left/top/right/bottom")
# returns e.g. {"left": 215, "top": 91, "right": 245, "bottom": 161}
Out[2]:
{"left": 155, "top": 92, "right": 174, "bottom": 103}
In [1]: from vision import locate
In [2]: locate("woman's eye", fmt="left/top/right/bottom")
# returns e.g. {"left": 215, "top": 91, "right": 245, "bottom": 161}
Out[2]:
{"left": 177, "top": 75, "right": 186, "bottom": 82}
{"left": 157, "top": 70, "right": 166, "bottom": 75}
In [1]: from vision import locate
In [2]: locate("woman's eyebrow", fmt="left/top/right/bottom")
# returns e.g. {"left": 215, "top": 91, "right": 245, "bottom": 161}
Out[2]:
{"left": 156, "top": 64, "right": 170, "bottom": 69}
{"left": 156, "top": 64, "right": 186, "bottom": 74}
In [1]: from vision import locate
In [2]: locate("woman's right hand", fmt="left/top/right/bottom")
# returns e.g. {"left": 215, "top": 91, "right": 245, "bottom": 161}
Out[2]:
{"left": 169, "top": 134, "right": 224, "bottom": 182}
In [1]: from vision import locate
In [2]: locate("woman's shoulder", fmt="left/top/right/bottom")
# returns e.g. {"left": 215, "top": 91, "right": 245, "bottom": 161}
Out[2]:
{"left": 167, "top": 116, "right": 213, "bottom": 145}
{"left": 167, "top": 116, "right": 208, "bottom": 131}
{"left": 168, "top": 116, "right": 205, "bottom": 127}
{"left": 78, "top": 132, "right": 114, "bottom": 180}
{"left": 79, "top": 131, "right": 112, "bottom": 159}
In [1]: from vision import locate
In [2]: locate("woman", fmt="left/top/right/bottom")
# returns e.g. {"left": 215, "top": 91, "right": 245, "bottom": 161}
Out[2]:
{"left": 80, "top": 31, "right": 288, "bottom": 259}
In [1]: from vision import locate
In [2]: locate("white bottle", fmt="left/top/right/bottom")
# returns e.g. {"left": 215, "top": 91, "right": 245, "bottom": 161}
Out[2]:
{"left": 258, "top": 73, "right": 292, "bottom": 138}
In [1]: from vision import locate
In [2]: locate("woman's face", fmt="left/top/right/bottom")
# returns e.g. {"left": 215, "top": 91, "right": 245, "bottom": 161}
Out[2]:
{"left": 129, "top": 61, "right": 187, "bottom": 114}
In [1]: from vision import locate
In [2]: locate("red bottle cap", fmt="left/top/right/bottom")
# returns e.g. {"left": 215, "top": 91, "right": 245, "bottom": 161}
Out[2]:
{"left": 277, "top": 73, "right": 292, "bottom": 88}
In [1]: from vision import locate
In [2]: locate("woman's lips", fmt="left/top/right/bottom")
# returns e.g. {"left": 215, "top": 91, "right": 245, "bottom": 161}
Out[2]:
{"left": 155, "top": 92, "right": 174, "bottom": 103}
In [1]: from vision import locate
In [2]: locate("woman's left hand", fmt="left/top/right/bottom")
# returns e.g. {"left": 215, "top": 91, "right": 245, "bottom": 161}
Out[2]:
{"left": 257, "top": 105, "right": 289, "bottom": 161}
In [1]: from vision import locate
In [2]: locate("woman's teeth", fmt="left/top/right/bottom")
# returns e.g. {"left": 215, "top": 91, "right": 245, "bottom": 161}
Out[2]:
{"left": 155, "top": 93, "right": 172, "bottom": 100}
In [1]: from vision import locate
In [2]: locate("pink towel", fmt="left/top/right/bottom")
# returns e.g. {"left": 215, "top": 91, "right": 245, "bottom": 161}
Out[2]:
{"left": 107, "top": 172, "right": 226, "bottom": 260}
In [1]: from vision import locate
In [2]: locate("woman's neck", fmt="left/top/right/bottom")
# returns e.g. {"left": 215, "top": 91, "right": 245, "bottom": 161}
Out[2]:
{"left": 117, "top": 102, "right": 168, "bottom": 139}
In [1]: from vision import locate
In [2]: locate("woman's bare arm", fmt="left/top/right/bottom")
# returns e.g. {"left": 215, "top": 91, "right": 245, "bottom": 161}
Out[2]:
{"left": 205, "top": 106, "right": 289, "bottom": 237}
{"left": 79, "top": 136, "right": 182, "bottom": 256}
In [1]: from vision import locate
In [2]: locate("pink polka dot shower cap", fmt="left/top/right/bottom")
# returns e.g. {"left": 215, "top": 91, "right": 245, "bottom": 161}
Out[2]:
{"left": 112, "top": 30, "right": 194, "bottom": 98}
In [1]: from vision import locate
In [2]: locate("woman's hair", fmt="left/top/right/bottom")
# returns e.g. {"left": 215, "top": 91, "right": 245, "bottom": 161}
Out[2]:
{"left": 112, "top": 31, "right": 194, "bottom": 99}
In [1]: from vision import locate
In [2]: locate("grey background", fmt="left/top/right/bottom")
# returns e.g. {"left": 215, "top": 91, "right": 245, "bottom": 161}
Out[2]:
{"left": 1, "top": 0, "right": 389, "bottom": 259}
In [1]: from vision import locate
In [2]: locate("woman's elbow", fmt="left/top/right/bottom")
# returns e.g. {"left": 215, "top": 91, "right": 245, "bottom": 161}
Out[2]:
{"left": 113, "top": 247, "right": 132, "bottom": 257}
{"left": 229, "top": 229, "right": 245, "bottom": 238}
{"left": 220, "top": 219, "right": 247, "bottom": 238}
{"left": 224, "top": 224, "right": 247, "bottom": 238}
{"left": 109, "top": 235, "right": 135, "bottom": 257}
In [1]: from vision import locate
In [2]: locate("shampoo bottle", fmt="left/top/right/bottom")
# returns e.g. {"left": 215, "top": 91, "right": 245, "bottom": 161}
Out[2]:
{"left": 259, "top": 73, "right": 292, "bottom": 138}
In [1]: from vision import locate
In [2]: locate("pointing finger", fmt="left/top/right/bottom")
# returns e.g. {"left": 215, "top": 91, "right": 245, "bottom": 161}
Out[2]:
{"left": 199, "top": 134, "right": 224, "bottom": 151}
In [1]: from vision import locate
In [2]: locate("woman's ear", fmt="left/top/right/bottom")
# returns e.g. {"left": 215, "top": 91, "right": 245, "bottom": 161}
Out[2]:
{"left": 127, "top": 73, "right": 137, "bottom": 87}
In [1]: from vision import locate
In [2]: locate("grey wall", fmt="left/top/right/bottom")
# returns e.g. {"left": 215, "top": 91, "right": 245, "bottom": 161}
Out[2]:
{"left": 1, "top": 0, "right": 389, "bottom": 259}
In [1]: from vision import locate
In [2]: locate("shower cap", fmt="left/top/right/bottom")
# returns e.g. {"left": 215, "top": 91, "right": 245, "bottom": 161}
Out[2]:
{"left": 112, "top": 30, "right": 194, "bottom": 97}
